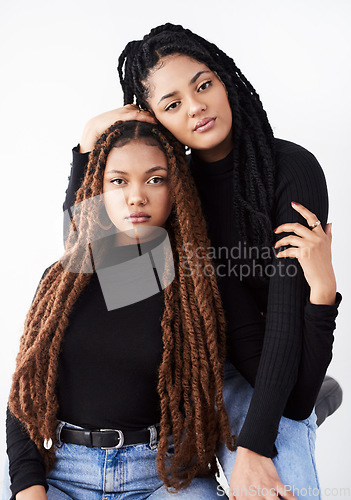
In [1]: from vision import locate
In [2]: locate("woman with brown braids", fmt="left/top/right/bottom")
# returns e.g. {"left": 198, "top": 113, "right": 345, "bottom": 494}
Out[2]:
{"left": 54, "top": 23, "right": 343, "bottom": 500}
{"left": 7, "top": 119, "right": 234, "bottom": 499}
{"left": 6, "top": 116, "right": 340, "bottom": 499}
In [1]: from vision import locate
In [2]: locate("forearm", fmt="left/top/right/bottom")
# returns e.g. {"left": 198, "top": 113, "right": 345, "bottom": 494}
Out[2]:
{"left": 226, "top": 275, "right": 341, "bottom": 424}
{"left": 284, "top": 291, "right": 341, "bottom": 419}
{"left": 309, "top": 279, "right": 337, "bottom": 305}
{"left": 16, "top": 485, "right": 47, "bottom": 500}
{"left": 6, "top": 406, "right": 48, "bottom": 498}
{"left": 80, "top": 118, "right": 98, "bottom": 153}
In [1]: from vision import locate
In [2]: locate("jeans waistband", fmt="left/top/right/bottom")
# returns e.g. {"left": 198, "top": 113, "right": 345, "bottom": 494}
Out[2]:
{"left": 55, "top": 420, "right": 160, "bottom": 450}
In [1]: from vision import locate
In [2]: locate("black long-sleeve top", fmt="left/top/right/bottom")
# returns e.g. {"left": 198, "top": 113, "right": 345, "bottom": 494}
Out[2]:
{"left": 6, "top": 138, "right": 341, "bottom": 498}
{"left": 187, "top": 138, "right": 340, "bottom": 454}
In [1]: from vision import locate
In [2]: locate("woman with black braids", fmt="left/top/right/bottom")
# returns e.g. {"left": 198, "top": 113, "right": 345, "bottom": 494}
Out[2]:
{"left": 59, "top": 23, "right": 342, "bottom": 499}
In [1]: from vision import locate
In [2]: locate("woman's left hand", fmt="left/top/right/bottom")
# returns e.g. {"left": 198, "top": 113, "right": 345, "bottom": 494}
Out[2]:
{"left": 274, "top": 201, "right": 336, "bottom": 305}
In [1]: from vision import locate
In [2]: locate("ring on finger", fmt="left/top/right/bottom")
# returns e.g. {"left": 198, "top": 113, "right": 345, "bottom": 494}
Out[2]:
{"left": 309, "top": 220, "right": 321, "bottom": 230}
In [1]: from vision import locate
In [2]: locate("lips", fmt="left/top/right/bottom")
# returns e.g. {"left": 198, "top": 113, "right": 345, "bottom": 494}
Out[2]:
{"left": 194, "top": 117, "right": 216, "bottom": 131}
{"left": 125, "top": 212, "right": 151, "bottom": 223}
{"left": 127, "top": 212, "right": 150, "bottom": 218}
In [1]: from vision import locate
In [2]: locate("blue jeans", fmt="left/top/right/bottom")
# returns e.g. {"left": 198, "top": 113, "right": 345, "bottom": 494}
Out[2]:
{"left": 1, "top": 425, "right": 219, "bottom": 499}
{"left": 44, "top": 421, "right": 220, "bottom": 499}
{"left": 3, "top": 362, "right": 321, "bottom": 499}
{"left": 217, "top": 361, "right": 321, "bottom": 500}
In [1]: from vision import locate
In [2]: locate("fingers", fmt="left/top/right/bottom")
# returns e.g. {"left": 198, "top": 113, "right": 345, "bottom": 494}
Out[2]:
{"left": 290, "top": 201, "right": 323, "bottom": 232}
{"left": 274, "top": 201, "right": 327, "bottom": 239}
{"left": 276, "top": 491, "right": 297, "bottom": 499}
{"left": 274, "top": 222, "right": 311, "bottom": 238}
{"left": 274, "top": 235, "right": 303, "bottom": 250}
{"left": 275, "top": 481, "right": 298, "bottom": 500}
{"left": 276, "top": 486, "right": 298, "bottom": 500}
{"left": 275, "top": 248, "right": 305, "bottom": 259}
{"left": 125, "top": 104, "right": 157, "bottom": 124}
{"left": 325, "top": 222, "right": 333, "bottom": 242}
{"left": 229, "top": 485, "right": 296, "bottom": 500}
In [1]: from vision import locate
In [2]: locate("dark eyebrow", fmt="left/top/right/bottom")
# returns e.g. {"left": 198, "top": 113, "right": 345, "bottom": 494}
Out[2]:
{"left": 157, "top": 70, "right": 211, "bottom": 105}
{"left": 106, "top": 166, "right": 168, "bottom": 175}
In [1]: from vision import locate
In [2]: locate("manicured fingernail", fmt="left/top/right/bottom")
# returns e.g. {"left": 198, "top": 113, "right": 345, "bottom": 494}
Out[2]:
{"left": 273, "top": 227, "right": 278, "bottom": 233}
{"left": 291, "top": 201, "right": 299, "bottom": 206}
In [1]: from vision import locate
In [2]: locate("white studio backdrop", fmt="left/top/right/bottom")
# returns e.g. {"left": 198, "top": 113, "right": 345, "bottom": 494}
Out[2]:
{"left": 0, "top": 0, "right": 350, "bottom": 497}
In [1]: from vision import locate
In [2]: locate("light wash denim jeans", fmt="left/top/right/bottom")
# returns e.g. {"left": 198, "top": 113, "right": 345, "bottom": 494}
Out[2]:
{"left": 44, "top": 421, "right": 219, "bottom": 499}
{"left": 3, "top": 362, "right": 321, "bottom": 499}
{"left": 217, "top": 361, "right": 321, "bottom": 500}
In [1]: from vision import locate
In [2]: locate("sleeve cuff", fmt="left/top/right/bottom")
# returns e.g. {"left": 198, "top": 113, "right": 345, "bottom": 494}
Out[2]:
{"left": 72, "top": 143, "right": 90, "bottom": 164}
{"left": 305, "top": 291, "right": 342, "bottom": 316}
{"left": 10, "top": 478, "right": 48, "bottom": 499}
{"left": 235, "top": 386, "right": 288, "bottom": 458}
{"left": 63, "top": 145, "right": 90, "bottom": 212}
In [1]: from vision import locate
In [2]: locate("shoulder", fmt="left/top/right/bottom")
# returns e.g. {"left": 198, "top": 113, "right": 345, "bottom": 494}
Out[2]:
{"left": 274, "top": 138, "right": 328, "bottom": 197}
{"left": 272, "top": 139, "right": 329, "bottom": 225}
{"left": 274, "top": 138, "right": 326, "bottom": 182}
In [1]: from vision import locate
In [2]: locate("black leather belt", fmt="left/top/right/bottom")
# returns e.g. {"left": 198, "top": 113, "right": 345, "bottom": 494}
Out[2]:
{"left": 59, "top": 425, "right": 160, "bottom": 449}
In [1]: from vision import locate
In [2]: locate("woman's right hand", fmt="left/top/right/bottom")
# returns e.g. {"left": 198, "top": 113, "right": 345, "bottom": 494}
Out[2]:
{"left": 16, "top": 485, "right": 47, "bottom": 499}
{"left": 80, "top": 105, "right": 157, "bottom": 153}
{"left": 274, "top": 202, "right": 336, "bottom": 305}
{"left": 229, "top": 447, "right": 296, "bottom": 499}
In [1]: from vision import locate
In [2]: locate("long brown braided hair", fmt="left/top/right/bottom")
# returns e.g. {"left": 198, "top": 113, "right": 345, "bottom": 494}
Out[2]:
{"left": 8, "top": 120, "right": 235, "bottom": 491}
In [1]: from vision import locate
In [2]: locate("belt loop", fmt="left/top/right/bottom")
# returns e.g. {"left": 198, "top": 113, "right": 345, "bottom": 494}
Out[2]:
{"left": 148, "top": 425, "right": 157, "bottom": 450}
{"left": 55, "top": 421, "right": 65, "bottom": 448}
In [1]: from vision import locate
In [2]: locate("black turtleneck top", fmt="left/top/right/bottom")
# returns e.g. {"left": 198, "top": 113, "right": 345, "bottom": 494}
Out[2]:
{"left": 6, "top": 138, "right": 341, "bottom": 498}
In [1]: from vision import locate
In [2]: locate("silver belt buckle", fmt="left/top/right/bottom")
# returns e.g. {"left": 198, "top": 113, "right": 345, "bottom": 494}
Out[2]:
{"left": 100, "top": 428, "right": 124, "bottom": 449}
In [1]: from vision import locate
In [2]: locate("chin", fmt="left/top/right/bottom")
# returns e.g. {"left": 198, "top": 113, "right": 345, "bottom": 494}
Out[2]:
{"left": 192, "top": 134, "right": 228, "bottom": 150}
{"left": 127, "top": 224, "right": 159, "bottom": 239}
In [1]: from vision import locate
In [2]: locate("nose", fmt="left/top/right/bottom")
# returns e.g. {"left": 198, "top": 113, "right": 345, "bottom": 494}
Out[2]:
{"left": 127, "top": 186, "right": 147, "bottom": 206}
{"left": 187, "top": 96, "right": 206, "bottom": 118}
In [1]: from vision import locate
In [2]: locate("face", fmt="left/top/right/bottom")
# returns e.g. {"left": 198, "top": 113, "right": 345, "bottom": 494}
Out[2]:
{"left": 145, "top": 54, "right": 233, "bottom": 162}
{"left": 102, "top": 140, "right": 172, "bottom": 241}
